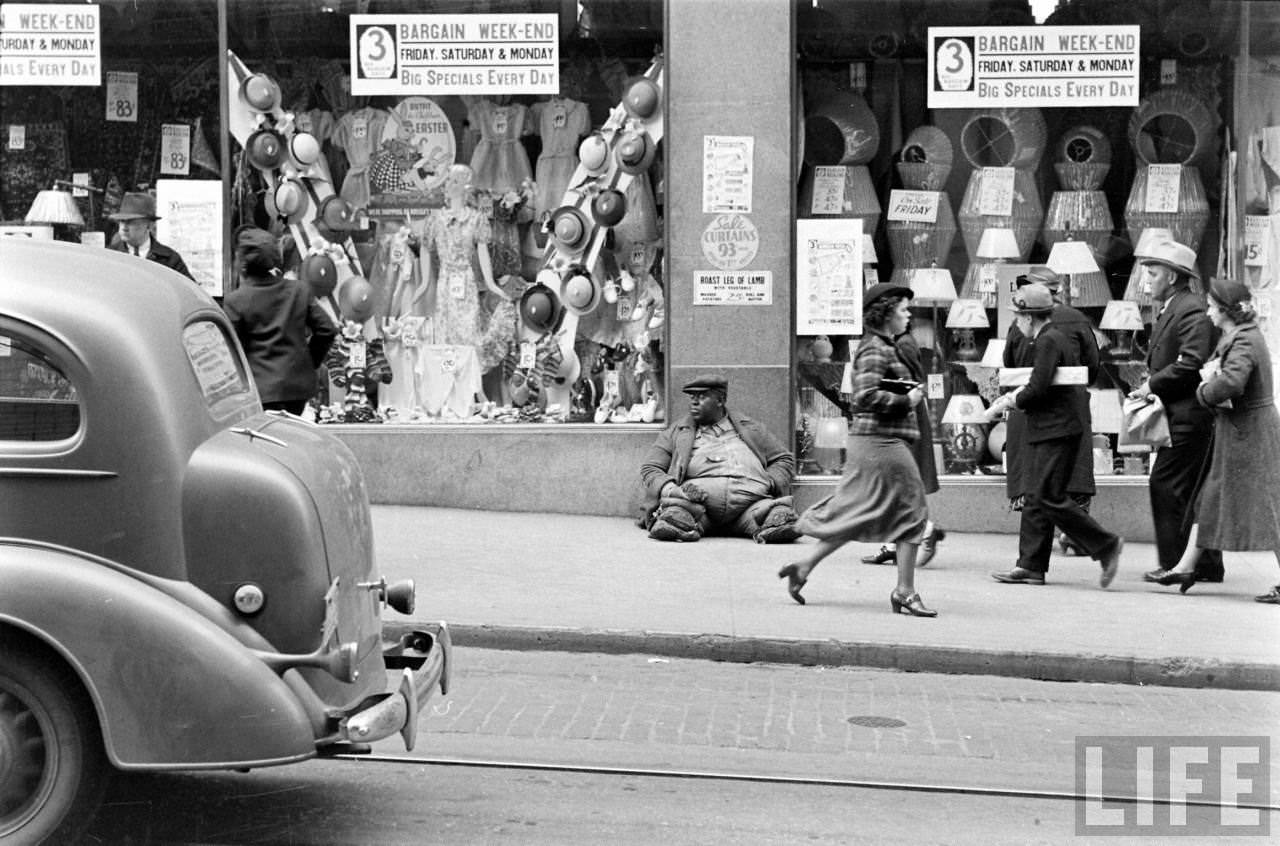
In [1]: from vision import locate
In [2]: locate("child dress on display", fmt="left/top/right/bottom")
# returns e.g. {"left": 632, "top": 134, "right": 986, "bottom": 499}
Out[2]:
{"left": 331, "top": 106, "right": 390, "bottom": 209}
{"left": 529, "top": 95, "right": 591, "bottom": 221}
{"left": 467, "top": 98, "right": 534, "bottom": 195}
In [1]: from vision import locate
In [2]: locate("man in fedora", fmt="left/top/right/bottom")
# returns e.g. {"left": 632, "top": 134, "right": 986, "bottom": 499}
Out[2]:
{"left": 1127, "top": 238, "right": 1224, "bottom": 583}
{"left": 109, "top": 191, "right": 193, "bottom": 280}
{"left": 985, "top": 284, "right": 1124, "bottom": 587}
{"left": 639, "top": 374, "right": 801, "bottom": 544}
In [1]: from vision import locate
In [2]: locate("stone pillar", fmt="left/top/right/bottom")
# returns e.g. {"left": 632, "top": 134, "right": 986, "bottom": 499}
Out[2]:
{"left": 666, "top": 0, "right": 794, "bottom": 441}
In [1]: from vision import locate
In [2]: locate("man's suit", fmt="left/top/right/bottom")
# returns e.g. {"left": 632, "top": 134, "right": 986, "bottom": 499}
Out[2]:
{"left": 110, "top": 238, "right": 193, "bottom": 280}
{"left": 1145, "top": 286, "right": 1223, "bottom": 577}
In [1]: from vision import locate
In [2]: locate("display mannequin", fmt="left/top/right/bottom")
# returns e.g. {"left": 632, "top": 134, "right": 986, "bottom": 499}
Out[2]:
{"left": 467, "top": 95, "right": 533, "bottom": 195}
{"left": 376, "top": 222, "right": 428, "bottom": 417}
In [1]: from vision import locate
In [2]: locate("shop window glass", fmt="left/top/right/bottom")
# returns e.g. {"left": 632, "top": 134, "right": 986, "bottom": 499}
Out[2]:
{"left": 228, "top": 0, "right": 666, "bottom": 426}
{"left": 0, "top": 335, "right": 80, "bottom": 442}
{"left": 793, "top": 0, "right": 1274, "bottom": 481}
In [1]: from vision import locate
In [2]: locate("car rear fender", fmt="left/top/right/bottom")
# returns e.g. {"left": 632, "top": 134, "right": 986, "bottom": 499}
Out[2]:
{"left": 0, "top": 541, "right": 321, "bottom": 770}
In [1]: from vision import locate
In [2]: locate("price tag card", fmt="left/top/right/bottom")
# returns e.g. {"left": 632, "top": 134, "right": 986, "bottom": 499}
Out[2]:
{"left": 849, "top": 62, "right": 867, "bottom": 91}
{"left": 7, "top": 125, "right": 25, "bottom": 150}
{"left": 927, "top": 373, "right": 945, "bottom": 400}
{"left": 1244, "top": 215, "right": 1268, "bottom": 267}
{"left": 1160, "top": 59, "right": 1178, "bottom": 86}
{"left": 978, "top": 263, "right": 998, "bottom": 292}
{"left": 349, "top": 340, "right": 367, "bottom": 370}
{"left": 604, "top": 370, "right": 620, "bottom": 394}
{"left": 809, "top": 166, "right": 846, "bottom": 215}
{"left": 159, "top": 124, "right": 191, "bottom": 176}
{"left": 977, "top": 167, "right": 1015, "bottom": 216}
{"left": 1145, "top": 164, "right": 1181, "bottom": 213}
{"left": 72, "top": 172, "right": 90, "bottom": 198}
{"left": 439, "top": 346, "right": 457, "bottom": 374}
{"left": 518, "top": 341, "right": 536, "bottom": 369}
{"left": 616, "top": 293, "right": 634, "bottom": 321}
{"left": 105, "top": 71, "right": 139, "bottom": 123}
{"left": 886, "top": 189, "right": 940, "bottom": 223}
{"left": 863, "top": 265, "right": 879, "bottom": 287}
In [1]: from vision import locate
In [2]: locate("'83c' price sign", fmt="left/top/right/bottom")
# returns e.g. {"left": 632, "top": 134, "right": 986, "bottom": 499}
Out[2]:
{"left": 160, "top": 124, "right": 191, "bottom": 176}
{"left": 700, "top": 213, "right": 759, "bottom": 271}
{"left": 105, "top": 71, "right": 138, "bottom": 122}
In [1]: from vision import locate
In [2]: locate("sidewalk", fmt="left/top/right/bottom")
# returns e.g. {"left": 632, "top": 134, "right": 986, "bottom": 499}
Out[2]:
{"left": 371, "top": 505, "right": 1280, "bottom": 691}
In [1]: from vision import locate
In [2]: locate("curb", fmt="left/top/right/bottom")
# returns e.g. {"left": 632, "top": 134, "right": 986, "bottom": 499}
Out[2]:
{"left": 450, "top": 624, "right": 1280, "bottom": 692}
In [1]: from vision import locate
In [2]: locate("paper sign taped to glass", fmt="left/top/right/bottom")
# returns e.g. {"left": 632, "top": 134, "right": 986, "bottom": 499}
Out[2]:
{"left": 997, "top": 366, "right": 1088, "bottom": 387}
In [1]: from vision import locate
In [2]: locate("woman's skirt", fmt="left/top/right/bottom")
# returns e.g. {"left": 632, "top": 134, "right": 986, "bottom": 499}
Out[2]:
{"left": 1196, "top": 405, "right": 1280, "bottom": 550}
{"left": 796, "top": 434, "right": 928, "bottom": 544}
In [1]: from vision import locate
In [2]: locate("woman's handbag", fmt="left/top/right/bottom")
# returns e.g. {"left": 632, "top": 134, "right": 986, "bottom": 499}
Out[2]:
{"left": 1120, "top": 395, "right": 1172, "bottom": 449}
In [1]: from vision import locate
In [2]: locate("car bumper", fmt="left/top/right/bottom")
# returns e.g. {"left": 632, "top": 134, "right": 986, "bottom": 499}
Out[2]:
{"left": 343, "top": 621, "right": 452, "bottom": 751}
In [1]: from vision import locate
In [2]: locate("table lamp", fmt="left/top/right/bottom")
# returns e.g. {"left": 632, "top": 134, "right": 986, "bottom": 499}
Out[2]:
{"left": 940, "top": 393, "right": 989, "bottom": 473}
{"left": 980, "top": 338, "right": 1006, "bottom": 367}
{"left": 1099, "top": 299, "right": 1145, "bottom": 359}
{"left": 960, "top": 227, "right": 1019, "bottom": 308}
{"left": 944, "top": 298, "right": 989, "bottom": 362}
{"left": 25, "top": 186, "right": 84, "bottom": 226}
{"left": 1047, "top": 238, "right": 1107, "bottom": 307}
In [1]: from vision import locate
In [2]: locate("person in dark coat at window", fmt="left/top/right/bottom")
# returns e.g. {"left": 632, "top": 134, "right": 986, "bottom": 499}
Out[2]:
{"left": 1127, "top": 239, "right": 1224, "bottom": 584}
{"left": 108, "top": 192, "right": 193, "bottom": 280}
{"left": 222, "top": 227, "right": 337, "bottom": 415}
{"left": 986, "top": 284, "right": 1123, "bottom": 588}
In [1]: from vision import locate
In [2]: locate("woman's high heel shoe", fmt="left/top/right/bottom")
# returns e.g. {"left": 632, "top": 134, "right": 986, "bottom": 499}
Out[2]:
{"left": 777, "top": 563, "right": 807, "bottom": 606}
{"left": 890, "top": 589, "right": 937, "bottom": 617}
{"left": 1155, "top": 570, "right": 1197, "bottom": 593}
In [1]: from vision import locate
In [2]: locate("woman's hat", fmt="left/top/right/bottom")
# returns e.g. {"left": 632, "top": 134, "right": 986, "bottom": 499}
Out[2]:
{"left": 300, "top": 254, "right": 338, "bottom": 297}
{"left": 864, "top": 282, "right": 913, "bottom": 307}
{"left": 109, "top": 192, "right": 160, "bottom": 221}
{"left": 236, "top": 227, "right": 281, "bottom": 275}
{"left": 578, "top": 133, "right": 610, "bottom": 175}
{"left": 615, "top": 130, "right": 656, "bottom": 174}
{"left": 590, "top": 188, "right": 627, "bottom": 227}
{"left": 1138, "top": 239, "right": 1200, "bottom": 280}
{"left": 1025, "top": 265, "right": 1063, "bottom": 291}
{"left": 549, "top": 205, "right": 591, "bottom": 252}
{"left": 245, "top": 128, "right": 286, "bottom": 171}
{"left": 559, "top": 265, "right": 600, "bottom": 315}
{"left": 519, "top": 279, "right": 564, "bottom": 334}
{"left": 1208, "top": 277, "right": 1253, "bottom": 311}
{"left": 1009, "top": 283, "right": 1055, "bottom": 314}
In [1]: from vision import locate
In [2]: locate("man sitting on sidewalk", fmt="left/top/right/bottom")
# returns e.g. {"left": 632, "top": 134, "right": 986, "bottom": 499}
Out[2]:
{"left": 639, "top": 375, "right": 801, "bottom": 543}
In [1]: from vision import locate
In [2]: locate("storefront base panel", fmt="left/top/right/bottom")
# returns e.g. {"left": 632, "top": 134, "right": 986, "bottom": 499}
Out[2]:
{"left": 331, "top": 427, "right": 1157, "bottom": 541}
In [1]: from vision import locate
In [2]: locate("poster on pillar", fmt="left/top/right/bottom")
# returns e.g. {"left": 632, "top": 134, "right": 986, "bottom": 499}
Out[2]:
{"left": 796, "top": 218, "right": 862, "bottom": 335}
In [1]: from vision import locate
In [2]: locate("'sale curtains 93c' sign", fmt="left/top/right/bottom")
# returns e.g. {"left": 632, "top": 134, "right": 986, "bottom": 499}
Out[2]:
{"left": 927, "top": 25, "right": 1139, "bottom": 109}
{"left": 0, "top": 3, "right": 100, "bottom": 86}
{"left": 350, "top": 13, "right": 558, "bottom": 96}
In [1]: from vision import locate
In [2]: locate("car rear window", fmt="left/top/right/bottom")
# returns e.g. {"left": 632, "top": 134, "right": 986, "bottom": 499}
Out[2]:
{"left": 182, "top": 320, "right": 254, "bottom": 419}
{"left": 0, "top": 334, "right": 81, "bottom": 441}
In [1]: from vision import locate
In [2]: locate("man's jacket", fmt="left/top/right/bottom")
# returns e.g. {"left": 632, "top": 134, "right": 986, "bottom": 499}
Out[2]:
{"left": 1146, "top": 287, "right": 1217, "bottom": 434}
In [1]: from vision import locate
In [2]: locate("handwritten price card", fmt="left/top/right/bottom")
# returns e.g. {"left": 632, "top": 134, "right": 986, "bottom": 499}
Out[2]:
{"left": 810, "top": 166, "right": 846, "bottom": 215}
{"left": 1144, "top": 164, "right": 1182, "bottom": 213}
{"left": 1243, "top": 215, "right": 1268, "bottom": 268}
{"left": 105, "top": 71, "right": 138, "bottom": 122}
{"left": 977, "top": 167, "right": 1015, "bottom": 216}
{"left": 159, "top": 124, "right": 191, "bottom": 176}
{"left": 887, "top": 189, "right": 940, "bottom": 223}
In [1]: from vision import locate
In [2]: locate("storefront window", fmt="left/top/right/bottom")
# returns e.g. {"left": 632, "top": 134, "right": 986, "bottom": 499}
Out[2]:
{"left": 792, "top": 0, "right": 1280, "bottom": 480}
{"left": 227, "top": 0, "right": 665, "bottom": 425}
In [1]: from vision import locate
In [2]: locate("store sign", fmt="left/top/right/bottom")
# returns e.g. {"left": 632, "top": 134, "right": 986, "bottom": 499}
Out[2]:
{"left": 886, "top": 189, "right": 940, "bottom": 223}
{"left": 702, "top": 135, "right": 754, "bottom": 214}
{"left": 156, "top": 179, "right": 223, "bottom": 297}
{"left": 700, "top": 213, "right": 759, "bottom": 271}
{"left": 927, "top": 25, "right": 1139, "bottom": 109}
{"left": 349, "top": 13, "right": 558, "bottom": 96}
{"left": 0, "top": 3, "right": 100, "bottom": 86}
{"left": 692, "top": 270, "right": 772, "bottom": 306}
{"left": 796, "top": 218, "right": 863, "bottom": 335}
{"left": 105, "top": 70, "right": 138, "bottom": 122}
{"left": 159, "top": 124, "right": 191, "bottom": 176}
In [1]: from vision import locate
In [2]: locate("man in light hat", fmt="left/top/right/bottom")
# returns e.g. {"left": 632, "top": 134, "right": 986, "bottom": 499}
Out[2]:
{"left": 108, "top": 192, "right": 193, "bottom": 280}
{"left": 1128, "top": 238, "right": 1224, "bottom": 584}
{"left": 639, "top": 374, "right": 801, "bottom": 543}
{"left": 986, "top": 284, "right": 1124, "bottom": 587}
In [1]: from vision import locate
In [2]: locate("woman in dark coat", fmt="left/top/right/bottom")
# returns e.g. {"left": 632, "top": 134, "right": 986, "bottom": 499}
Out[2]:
{"left": 778, "top": 284, "right": 938, "bottom": 617}
{"left": 1152, "top": 278, "right": 1280, "bottom": 598}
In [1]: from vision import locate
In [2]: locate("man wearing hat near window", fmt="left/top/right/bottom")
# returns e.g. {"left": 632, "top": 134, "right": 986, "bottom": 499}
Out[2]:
{"left": 108, "top": 191, "right": 193, "bottom": 280}
{"left": 639, "top": 374, "right": 801, "bottom": 543}
{"left": 986, "top": 283, "right": 1124, "bottom": 587}
{"left": 1127, "top": 238, "right": 1224, "bottom": 584}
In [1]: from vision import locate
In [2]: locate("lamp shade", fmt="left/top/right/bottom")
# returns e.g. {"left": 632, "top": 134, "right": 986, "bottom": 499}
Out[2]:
{"left": 945, "top": 298, "right": 990, "bottom": 328}
{"left": 1100, "top": 300, "right": 1145, "bottom": 331}
{"left": 862, "top": 233, "right": 878, "bottom": 264}
{"left": 907, "top": 267, "right": 957, "bottom": 304}
{"left": 941, "top": 393, "right": 989, "bottom": 424}
{"left": 1047, "top": 239, "right": 1101, "bottom": 275}
{"left": 26, "top": 189, "right": 84, "bottom": 226}
{"left": 976, "top": 227, "right": 1020, "bottom": 259}
{"left": 980, "top": 338, "right": 1006, "bottom": 367}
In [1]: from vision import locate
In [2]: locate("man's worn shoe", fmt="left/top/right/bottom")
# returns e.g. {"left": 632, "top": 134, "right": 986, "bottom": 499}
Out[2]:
{"left": 916, "top": 526, "right": 946, "bottom": 567}
{"left": 755, "top": 522, "right": 801, "bottom": 544}
{"left": 861, "top": 545, "right": 896, "bottom": 565}
{"left": 991, "top": 567, "right": 1046, "bottom": 585}
{"left": 1099, "top": 538, "right": 1123, "bottom": 588}
{"left": 1254, "top": 585, "right": 1280, "bottom": 604}
{"left": 648, "top": 519, "right": 700, "bottom": 542}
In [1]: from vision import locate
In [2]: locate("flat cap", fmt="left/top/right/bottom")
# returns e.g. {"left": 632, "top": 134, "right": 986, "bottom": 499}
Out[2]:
{"left": 681, "top": 374, "right": 728, "bottom": 394}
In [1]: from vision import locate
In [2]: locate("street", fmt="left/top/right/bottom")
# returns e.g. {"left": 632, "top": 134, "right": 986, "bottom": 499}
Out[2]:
{"left": 83, "top": 648, "right": 1280, "bottom": 844}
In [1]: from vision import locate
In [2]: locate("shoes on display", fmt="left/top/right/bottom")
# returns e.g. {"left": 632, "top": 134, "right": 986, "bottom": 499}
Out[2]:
{"left": 889, "top": 589, "right": 937, "bottom": 617}
{"left": 777, "top": 563, "right": 807, "bottom": 605}
{"left": 1099, "top": 538, "right": 1123, "bottom": 589}
{"left": 917, "top": 526, "right": 946, "bottom": 567}
{"left": 991, "top": 567, "right": 1046, "bottom": 585}
{"left": 861, "top": 545, "right": 896, "bottom": 565}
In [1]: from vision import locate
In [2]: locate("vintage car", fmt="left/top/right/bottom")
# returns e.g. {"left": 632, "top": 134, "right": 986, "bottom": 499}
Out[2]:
{"left": 0, "top": 239, "right": 450, "bottom": 844}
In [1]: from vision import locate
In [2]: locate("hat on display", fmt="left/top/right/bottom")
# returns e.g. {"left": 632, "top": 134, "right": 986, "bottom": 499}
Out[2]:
{"left": 623, "top": 76, "right": 661, "bottom": 119}
{"left": 1009, "top": 283, "right": 1055, "bottom": 314}
{"left": 239, "top": 73, "right": 281, "bottom": 112}
{"left": 337, "top": 275, "right": 375, "bottom": 323}
{"left": 681, "top": 374, "right": 728, "bottom": 397}
{"left": 615, "top": 130, "right": 656, "bottom": 174}
{"left": 578, "top": 133, "right": 610, "bottom": 175}
{"left": 300, "top": 254, "right": 338, "bottom": 297}
{"left": 1026, "top": 266, "right": 1063, "bottom": 291}
{"left": 1137, "top": 239, "right": 1200, "bottom": 280}
{"left": 519, "top": 279, "right": 563, "bottom": 334}
{"left": 590, "top": 188, "right": 627, "bottom": 227}
{"left": 863, "top": 282, "right": 913, "bottom": 307}
{"left": 316, "top": 195, "right": 354, "bottom": 231}
{"left": 549, "top": 205, "right": 591, "bottom": 252}
{"left": 289, "top": 131, "right": 322, "bottom": 166}
{"left": 560, "top": 265, "right": 601, "bottom": 315}
{"left": 109, "top": 192, "right": 160, "bottom": 221}
{"left": 245, "top": 128, "right": 286, "bottom": 171}
{"left": 1208, "top": 277, "right": 1253, "bottom": 312}
{"left": 273, "top": 178, "right": 307, "bottom": 220}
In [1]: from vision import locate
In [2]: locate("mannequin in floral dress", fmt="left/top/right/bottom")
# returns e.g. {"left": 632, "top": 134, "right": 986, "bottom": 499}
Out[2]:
{"left": 467, "top": 96, "right": 534, "bottom": 195}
